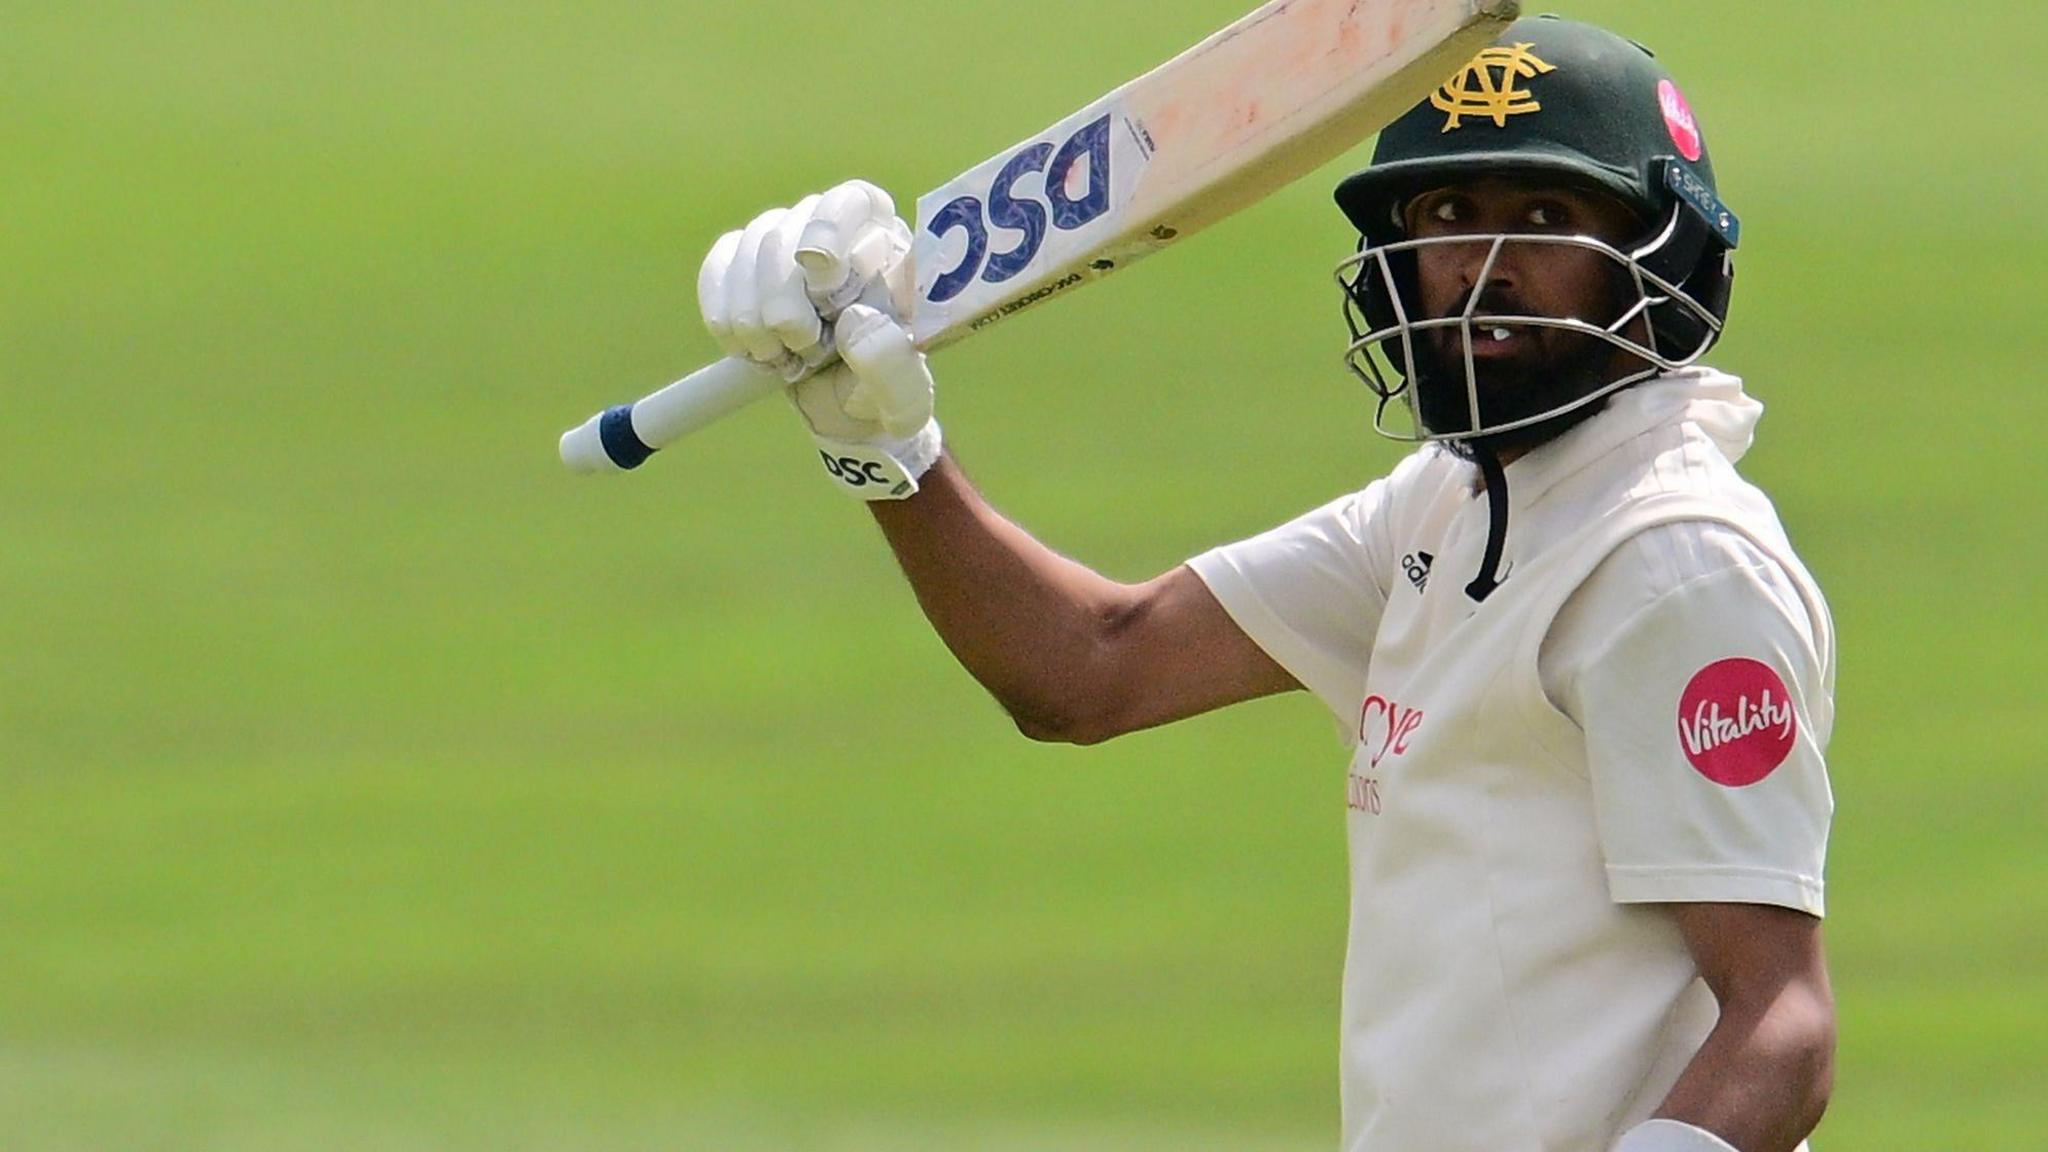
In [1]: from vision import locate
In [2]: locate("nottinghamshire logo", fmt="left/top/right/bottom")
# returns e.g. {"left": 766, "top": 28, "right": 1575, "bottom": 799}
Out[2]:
{"left": 1431, "top": 43, "right": 1556, "bottom": 131}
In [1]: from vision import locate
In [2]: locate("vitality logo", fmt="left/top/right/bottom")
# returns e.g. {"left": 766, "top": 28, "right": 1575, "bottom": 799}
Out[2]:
{"left": 1678, "top": 658, "right": 1797, "bottom": 787}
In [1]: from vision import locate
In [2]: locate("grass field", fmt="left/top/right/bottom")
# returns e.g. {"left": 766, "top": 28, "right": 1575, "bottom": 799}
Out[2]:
{"left": 4, "top": 1, "right": 2044, "bottom": 1148}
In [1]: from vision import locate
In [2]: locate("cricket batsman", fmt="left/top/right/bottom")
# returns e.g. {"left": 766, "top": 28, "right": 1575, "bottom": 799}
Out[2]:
{"left": 693, "top": 16, "right": 1835, "bottom": 1152}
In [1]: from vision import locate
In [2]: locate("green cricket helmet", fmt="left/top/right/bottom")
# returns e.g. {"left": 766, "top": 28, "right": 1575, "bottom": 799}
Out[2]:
{"left": 1332, "top": 15, "right": 1740, "bottom": 443}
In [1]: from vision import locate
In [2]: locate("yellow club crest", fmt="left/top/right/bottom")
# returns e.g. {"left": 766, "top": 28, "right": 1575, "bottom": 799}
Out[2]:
{"left": 1431, "top": 43, "right": 1556, "bottom": 132}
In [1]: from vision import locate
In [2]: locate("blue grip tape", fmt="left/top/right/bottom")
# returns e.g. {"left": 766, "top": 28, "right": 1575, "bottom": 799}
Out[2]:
{"left": 598, "top": 405, "right": 655, "bottom": 470}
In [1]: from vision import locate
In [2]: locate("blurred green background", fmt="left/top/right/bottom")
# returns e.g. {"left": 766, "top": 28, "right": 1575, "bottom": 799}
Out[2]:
{"left": 4, "top": 1, "right": 2042, "bottom": 1148}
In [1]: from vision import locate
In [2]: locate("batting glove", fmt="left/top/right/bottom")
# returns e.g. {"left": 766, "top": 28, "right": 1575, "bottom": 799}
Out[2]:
{"left": 1612, "top": 1120, "right": 1743, "bottom": 1152}
{"left": 697, "top": 180, "right": 940, "bottom": 500}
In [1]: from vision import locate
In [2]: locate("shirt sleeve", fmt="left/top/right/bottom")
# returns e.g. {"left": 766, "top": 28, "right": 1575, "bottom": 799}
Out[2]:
{"left": 1555, "top": 525, "right": 1835, "bottom": 916}
{"left": 1185, "top": 481, "right": 1394, "bottom": 736}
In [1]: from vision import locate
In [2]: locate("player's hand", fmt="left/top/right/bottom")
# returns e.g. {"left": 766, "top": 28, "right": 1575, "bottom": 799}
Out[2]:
{"left": 788, "top": 304, "right": 941, "bottom": 500}
{"left": 697, "top": 179, "right": 914, "bottom": 381}
{"left": 696, "top": 180, "right": 940, "bottom": 501}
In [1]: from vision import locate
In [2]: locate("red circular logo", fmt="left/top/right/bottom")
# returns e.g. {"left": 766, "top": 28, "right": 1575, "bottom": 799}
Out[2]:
{"left": 1658, "top": 79, "right": 1703, "bottom": 162}
{"left": 1677, "top": 658, "right": 1796, "bottom": 786}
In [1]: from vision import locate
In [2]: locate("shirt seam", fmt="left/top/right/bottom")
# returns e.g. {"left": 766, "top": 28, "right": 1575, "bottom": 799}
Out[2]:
{"left": 1565, "top": 545, "right": 1786, "bottom": 687}
{"left": 1509, "top": 501, "right": 1765, "bottom": 778}
{"left": 1477, "top": 660, "right": 1554, "bottom": 1148}
{"left": 1184, "top": 553, "right": 1365, "bottom": 744}
{"left": 1606, "top": 862, "right": 1820, "bottom": 882}
{"left": 1606, "top": 865, "right": 1825, "bottom": 915}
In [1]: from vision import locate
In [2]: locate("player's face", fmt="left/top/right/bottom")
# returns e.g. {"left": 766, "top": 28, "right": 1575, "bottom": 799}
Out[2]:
{"left": 1400, "top": 177, "right": 1651, "bottom": 445}
{"left": 1406, "top": 177, "right": 1644, "bottom": 362}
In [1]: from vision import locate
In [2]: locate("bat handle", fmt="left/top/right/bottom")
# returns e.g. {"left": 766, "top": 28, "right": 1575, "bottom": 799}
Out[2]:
{"left": 559, "top": 355, "right": 787, "bottom": 473}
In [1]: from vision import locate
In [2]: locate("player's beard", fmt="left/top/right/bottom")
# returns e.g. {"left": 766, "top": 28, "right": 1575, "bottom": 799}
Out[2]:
{"left": 1409, "top": 284, "right": 1637, "bottom": 460}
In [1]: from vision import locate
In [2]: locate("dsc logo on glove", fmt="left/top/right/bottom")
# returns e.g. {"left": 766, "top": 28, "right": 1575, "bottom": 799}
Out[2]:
{"left": 820, "top": 453, "right": 893, "bottom": 488}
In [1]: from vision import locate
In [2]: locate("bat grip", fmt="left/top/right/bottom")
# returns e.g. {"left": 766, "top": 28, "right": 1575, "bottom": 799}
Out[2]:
{"left": 559, "top": 356, "right": 787, "bottom": 473}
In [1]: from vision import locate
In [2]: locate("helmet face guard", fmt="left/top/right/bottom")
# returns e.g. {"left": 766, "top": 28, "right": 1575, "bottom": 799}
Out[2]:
{"left": 1335, "top": 198, "right": 1730, "bottom": 442}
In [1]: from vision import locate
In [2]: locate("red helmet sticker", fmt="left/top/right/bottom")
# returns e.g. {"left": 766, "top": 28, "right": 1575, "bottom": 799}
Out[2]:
{"left": 1677, "top": 658, "right": 1796, "bottom": 787}
{"left": 1658, "top": 79, "right": 1703, "bottom": 162}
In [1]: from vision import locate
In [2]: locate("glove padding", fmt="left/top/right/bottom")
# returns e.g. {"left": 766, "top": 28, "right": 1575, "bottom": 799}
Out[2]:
{"left": 698, "top": 180, "right": 914, "bottom": 382}
{"left": 791, "top": 304, "right": 941, "bottom": 500}
{"left": 697, "top": 180, "right": 940, "bottom": 501}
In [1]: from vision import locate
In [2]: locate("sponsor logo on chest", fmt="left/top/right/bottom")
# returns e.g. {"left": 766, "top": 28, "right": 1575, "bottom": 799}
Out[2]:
{"left": 1349, "top": 694, "right": 1423, "bottom": 817}
{"left": 1358, "top": 694, "right": 1425, "bottom": 768}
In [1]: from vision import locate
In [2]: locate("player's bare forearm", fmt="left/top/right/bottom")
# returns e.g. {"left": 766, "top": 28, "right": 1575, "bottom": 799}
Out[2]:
{"left": 868, "top": 454, "right": 1127, "bottom": 735}
{"left": 868, "top": 453, "right": 1296, "bottom": 742}
{"left": 1653, "top": 903, "right": 1836, "bottom": 1151}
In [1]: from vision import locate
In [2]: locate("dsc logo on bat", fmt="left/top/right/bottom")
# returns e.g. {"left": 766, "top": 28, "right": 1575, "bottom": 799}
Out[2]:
{"left": 922, "top": 113, "right": 1119, "bottom": 304}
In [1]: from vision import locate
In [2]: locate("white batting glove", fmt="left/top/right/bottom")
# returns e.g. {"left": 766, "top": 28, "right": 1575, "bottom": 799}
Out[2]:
{"left": 790, "top": 304, "right": 941, "bottom": 499}
{"left": 1612, "top": 1120, "right": 1742, "bottom": 1152}
{"left": 696, "top": 179, "right": 940, "bottom": 501}
{"left": 698, "top": 179, "right": 914, "bottom": 380}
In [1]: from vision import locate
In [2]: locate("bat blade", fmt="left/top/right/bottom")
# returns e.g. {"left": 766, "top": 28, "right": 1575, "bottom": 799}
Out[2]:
{"left": 911, "top": 0, "right": 1519, "bottom": 347}
{"left": 560, "top": 0, "right": 1518, "bottom": 474}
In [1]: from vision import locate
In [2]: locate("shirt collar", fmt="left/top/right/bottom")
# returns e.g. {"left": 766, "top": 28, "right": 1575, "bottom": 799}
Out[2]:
{"left": 1494, "top": 367, "right": 1758, "bottom": 507}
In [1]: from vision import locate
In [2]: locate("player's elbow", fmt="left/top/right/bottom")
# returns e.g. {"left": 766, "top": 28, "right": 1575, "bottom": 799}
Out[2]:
{"left": 1006, "top": 600, "right": 1152, "bottom": 745}
{"left": 1012, "top": 712, "right": 1083, "bottom": 744}
{"left": 1009, "top": 702, "right": 1127, "bottom": 745}
{"left": 1004, "top": 675, "right": 1139, "bottom": 745}
{"left": 1777, "top": 982, "right": 1838, "bottom": 1124}
{"left": 1746, "top": 976, "right": 1837, "bottom": 1136}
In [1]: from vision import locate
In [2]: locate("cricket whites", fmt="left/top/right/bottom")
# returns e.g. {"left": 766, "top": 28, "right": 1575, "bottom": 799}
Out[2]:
{"left": 560, "top": 0, "right": 1520, "bottom": 473}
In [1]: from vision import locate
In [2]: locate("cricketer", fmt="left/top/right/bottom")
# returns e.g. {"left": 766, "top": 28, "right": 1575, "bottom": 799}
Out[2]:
{"left": 692, "top": 16, "right": 1835, "bottom": 1152}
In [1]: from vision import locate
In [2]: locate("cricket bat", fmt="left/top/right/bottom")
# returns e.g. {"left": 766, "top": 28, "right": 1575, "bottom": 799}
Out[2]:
{"left": 560, "top": 0, "right": 1518, "bottom": 473}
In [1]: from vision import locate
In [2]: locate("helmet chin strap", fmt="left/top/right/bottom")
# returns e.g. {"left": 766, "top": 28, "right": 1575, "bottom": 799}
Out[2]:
{"left": 1462, "top": 441, "right": 1511, "bottom": 603}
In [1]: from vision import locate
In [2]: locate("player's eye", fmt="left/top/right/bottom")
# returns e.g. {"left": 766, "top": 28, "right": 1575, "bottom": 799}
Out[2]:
{"left": 1526, "top": 201, "right": 1568, "bottom": 228}
{"left": 1431, "top": 198, "right": 1462, "bottom": 224}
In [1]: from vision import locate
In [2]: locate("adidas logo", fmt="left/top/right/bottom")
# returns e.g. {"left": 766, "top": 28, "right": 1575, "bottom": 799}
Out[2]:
{"left": 1402, "top": 551, "right": 1434, "bottom": 593}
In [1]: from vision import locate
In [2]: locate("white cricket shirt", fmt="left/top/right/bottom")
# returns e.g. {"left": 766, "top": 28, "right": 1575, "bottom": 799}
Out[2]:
{"left": 1188, "top": 369, "right": 1834, "bottom": 1152}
